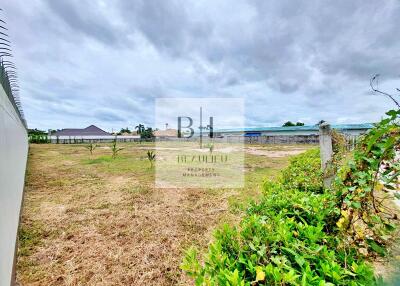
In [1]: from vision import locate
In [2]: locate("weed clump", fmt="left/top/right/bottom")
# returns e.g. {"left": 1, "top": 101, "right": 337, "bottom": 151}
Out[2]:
{"left": 147, "top": 150, "right": 156, "bottom": 168}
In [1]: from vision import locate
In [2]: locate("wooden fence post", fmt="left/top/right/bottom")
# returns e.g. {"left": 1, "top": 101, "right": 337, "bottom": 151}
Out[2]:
{"left": 319, "top": 122, "right": 333, "bottom": 188}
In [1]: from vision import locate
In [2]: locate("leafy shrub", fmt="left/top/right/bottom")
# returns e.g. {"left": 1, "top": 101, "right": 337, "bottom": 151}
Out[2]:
{"left": 279, "top": 149, "right": 323, "bottom": 193}
{"left": 28, "top": 134, "right": 49, "bottom": 144}
{"left": 182, "top": 181, "right": 375, "bottom": 285}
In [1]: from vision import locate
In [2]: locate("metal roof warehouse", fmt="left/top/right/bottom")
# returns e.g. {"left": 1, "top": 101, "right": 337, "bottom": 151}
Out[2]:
{"left": 214, "top": 123, "right": 374, "bottom": 137}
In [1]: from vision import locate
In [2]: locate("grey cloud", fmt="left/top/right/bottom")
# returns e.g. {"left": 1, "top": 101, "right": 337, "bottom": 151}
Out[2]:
{"left": 277, "top": 81, "right": 300, "bottom": 94}
{"left": 93, "top": 109, "right": 125, "bottom": 122}
{"left": 125, "top": 0, "right": 400, "bottom": 94}
{"left": 118, "top": 0, "right": 211, "bottom": 56}
{"left": 2, "top": 0, "right": 400, "bottom": 130}
{"left": 44, "top": 0, "right": 120, "bottom": 45}
{"left": 125, "top": 0, "right": 188, "bottom": 53}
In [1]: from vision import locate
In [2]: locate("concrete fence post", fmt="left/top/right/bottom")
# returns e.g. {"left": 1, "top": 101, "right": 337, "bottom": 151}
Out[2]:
{"left": 319, "top": 122, "right": 333, "bottom": 188}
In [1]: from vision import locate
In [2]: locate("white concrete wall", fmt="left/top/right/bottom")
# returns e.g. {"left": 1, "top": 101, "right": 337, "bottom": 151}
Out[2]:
{"left": 0, "top": 86, "right": 28, "bottom": 286}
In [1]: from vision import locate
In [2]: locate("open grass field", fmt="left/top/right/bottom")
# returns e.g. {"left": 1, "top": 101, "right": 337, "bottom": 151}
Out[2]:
{"left": 16, "top": 143, "right": 314, "bottom": 285}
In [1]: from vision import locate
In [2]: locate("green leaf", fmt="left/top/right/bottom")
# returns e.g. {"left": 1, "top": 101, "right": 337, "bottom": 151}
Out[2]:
{"left": 367, "top": 239, "right": 386, "bottom": 256}
{"left": 255, "top": 266, "right": 265, "bottom": 282}
{"left": 385, "top": 109, "right": 400, "bottom": 119}
{"left": 366, "top": 127, "right": 388, "bottom": 153}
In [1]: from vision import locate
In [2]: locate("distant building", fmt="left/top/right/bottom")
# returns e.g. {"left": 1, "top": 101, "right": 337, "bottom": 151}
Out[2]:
{"left": 53, "top": 125, "right": 110, "bottom": 137}
{"left": 50, "top": 125, "right": 139, "bottom": 143}
{"left": 149, "top": 124, "right": 373, "bottom": 144}
{"left": 211, "top": 123, "right": 374, "bottom": 144}
{"left": 118, "top": 131, "right": 138, "bottom": 136}
{"left": 214, "top": 123, "right": 373, "bottom": 137}
{"left": 154, "top": 128, "right": 177, "bottom": 138}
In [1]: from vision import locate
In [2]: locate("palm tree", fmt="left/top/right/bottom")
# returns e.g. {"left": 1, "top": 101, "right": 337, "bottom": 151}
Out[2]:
{"left": 135, "top": 124, "right": 145, "bottom": 135}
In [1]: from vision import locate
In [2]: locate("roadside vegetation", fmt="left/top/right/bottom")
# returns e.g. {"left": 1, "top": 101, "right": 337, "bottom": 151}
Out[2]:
{"left": 182, "top": 110, "right": 400, "bottom": 285}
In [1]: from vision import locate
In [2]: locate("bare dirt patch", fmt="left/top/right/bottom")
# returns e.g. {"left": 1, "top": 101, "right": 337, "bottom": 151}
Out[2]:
{"left": 245, "top": 148, "right": 305, "bottom": 157}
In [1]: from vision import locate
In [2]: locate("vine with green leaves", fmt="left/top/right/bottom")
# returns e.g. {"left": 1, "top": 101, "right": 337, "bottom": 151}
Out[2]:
{"left": 335, "top": 109, "right": 400, "bottom": 257}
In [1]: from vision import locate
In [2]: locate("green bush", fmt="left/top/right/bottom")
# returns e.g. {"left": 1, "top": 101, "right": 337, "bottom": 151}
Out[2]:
{"left": 182, "top": 181, "right": 375, "bottom": 285}
{"left": 279, "top": 149, "right": 323, "bottom": 193}
{"left": 28, "top": 134, "right": 49, "bottom": 144}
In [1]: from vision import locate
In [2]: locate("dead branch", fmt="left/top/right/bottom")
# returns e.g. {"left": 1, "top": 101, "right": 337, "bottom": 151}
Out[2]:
{"left": 370, "top": 74, "right": 400, "bottom": 108}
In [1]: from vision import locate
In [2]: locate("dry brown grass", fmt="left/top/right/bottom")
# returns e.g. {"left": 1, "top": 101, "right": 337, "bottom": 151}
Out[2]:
{"left": 17, "top": 143, "right": 311, "bottom": 285}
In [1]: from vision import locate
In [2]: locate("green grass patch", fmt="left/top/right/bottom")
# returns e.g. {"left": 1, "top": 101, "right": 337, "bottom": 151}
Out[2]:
{"left": 83, "top": 155, "right": 126, "bottom": 164}
{"left": 18, "top": 222, "right": 47, "bottom": 257}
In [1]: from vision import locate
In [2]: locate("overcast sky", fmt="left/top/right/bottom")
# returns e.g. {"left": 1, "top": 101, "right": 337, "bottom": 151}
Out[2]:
{"left": 2, "top": 0, "right": 400, "bottom": 131}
